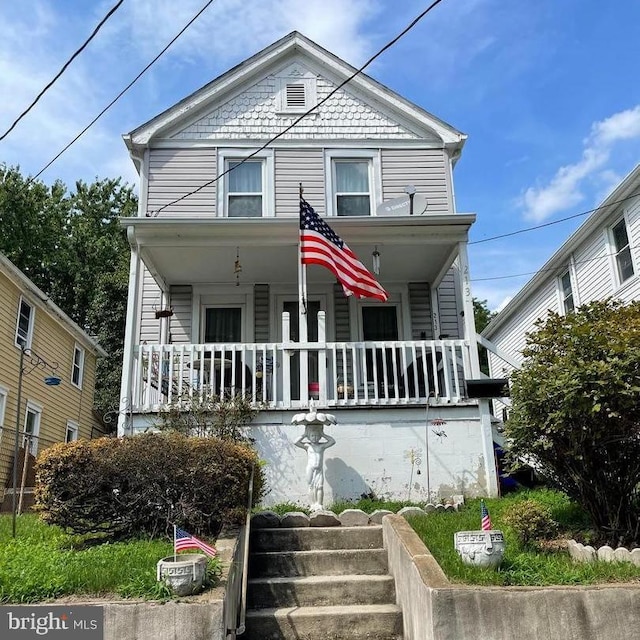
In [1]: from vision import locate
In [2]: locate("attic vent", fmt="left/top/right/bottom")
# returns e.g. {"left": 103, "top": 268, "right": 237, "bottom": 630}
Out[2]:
{"left": 286, "top": 83, "right": 306, "bottom": 108}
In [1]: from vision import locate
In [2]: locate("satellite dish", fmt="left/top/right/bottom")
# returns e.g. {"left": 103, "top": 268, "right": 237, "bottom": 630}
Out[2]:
{"left": 376, "top": 193, "right": 428, "bottom": 216}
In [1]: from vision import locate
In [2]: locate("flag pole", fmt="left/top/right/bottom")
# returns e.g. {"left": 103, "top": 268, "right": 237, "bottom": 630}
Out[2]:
{"left": 173, "top": 523, "right": 177, "bottom": 562}
{"left": 298, "top": 183, "right": 309, "bottom": 403}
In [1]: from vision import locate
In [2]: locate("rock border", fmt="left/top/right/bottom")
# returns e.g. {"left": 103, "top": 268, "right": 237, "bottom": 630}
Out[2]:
{"left": 566, "top": 539, "right": 640, "bottom": 566}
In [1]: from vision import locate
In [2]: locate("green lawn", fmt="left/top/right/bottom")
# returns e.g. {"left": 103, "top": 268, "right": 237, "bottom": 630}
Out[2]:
{"left": 0, "top": 514, "right": 211, "bottom": 603}
{"left": 407, "top": 489, "right": 640, "bottom": 586}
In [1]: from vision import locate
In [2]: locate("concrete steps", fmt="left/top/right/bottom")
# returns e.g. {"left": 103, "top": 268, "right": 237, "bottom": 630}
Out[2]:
{"left": 245, "top": 525, "right": 403, "bottom": 640}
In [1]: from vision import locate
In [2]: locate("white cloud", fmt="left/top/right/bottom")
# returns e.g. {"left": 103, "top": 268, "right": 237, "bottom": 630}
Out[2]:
{"left": 521, "top": 105, "right": 640, "bottom": 222}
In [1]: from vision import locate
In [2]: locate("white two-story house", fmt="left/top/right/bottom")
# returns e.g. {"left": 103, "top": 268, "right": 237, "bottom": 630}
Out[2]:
{"left": 118, "top": 32, "right": 498, "bottom": 504}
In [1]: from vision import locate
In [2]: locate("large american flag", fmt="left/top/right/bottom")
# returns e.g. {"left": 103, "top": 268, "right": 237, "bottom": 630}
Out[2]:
{"left": 175, "top": 527, "right": 217, "bottom": 557}
{"left": 300, "top": 199, "right": 388, "bottom": 301}
{"left": 481, "top": 501, "right": 492, "bottom": 531}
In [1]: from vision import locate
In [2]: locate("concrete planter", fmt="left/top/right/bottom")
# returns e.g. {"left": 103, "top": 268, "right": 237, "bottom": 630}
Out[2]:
{"left": 454, "top": 530, "right": 505, "bottom": 569}
{"left": 157, "top": 554, "right": 208, "bottom": 596}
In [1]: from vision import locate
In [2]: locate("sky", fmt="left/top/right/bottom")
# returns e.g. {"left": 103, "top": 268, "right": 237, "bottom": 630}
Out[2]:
{"left": 1, "top": 0, "right": 639, "bottom": 311}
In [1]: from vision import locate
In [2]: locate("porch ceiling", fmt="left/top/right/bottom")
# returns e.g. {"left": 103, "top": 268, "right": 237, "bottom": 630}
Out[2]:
{"left": 123, "top": 214, "right": 475, "bottom": 288}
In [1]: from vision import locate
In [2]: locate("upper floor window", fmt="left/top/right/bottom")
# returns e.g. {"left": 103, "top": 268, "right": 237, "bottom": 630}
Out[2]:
{"left": 15, "top": 297, "right": 34, "bottom": 349}
{"left": 218, "top": 150, "right": 274, "bottom": 217}
{"left": 611, "top": 218, "right": 634, "bottom": 284}
{"left": 326, "top": 150, "right": 380, "bottom": 217}
{"left": 66, "top": 421, "right": 79, "bottom": 443}
{"left": 559, "top": 270, "right": 575, "bottom": 314}
{"left": 72, "top": 344, "right": 85, "bottom": 389}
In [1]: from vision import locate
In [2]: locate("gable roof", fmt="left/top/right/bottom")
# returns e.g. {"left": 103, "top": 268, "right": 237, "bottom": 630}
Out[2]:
{"left": 124, "top": 31, "right": 466, "bottom": 157}
{"left": 0, "top": 252, "right": 107, "bottom": 356}
{"left": 483, "top": 163, "right": 640, "bottom": 338}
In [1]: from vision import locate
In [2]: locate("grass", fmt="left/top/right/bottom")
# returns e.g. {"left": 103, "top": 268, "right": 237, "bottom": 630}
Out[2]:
{"left": 406, "top": 489, "right": 640, "bottom": 586}
{"left": 0, "top": 514, "right": 220, "bottom": 603}
{"left": 265, "top": 497, "right": 434, "bottom": 516}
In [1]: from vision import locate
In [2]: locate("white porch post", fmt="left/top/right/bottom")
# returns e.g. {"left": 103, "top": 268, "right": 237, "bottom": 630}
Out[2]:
{"left": 118, "top": 230, "right": 142, "bottom": 436}
{"left": 457, "top": 241, "right": 499, "bottom": 497}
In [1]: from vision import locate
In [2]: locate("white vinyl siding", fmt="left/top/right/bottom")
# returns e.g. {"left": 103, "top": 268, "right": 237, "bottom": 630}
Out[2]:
{"left": 140, "top": 267, "right": 162, "bottom": 344}
{"left": 168, "top": 285, "right": 193, "bottom": 344}
{"left": 381, "top": 149, "right": 451, "bottom": 214}
{"left": 408, "top": 282, "right": 433, "bottom": 340}
{"left": 146, "top": 148, "right": 217, "bottom": 217}
{"left": 254, "top": 284, "right": 270, "bottom": 343}
{"left": 437, "top": 269, "right": 461, "bottom": 339}
{"left": 275, "top": 149, "right": 324, "bottom": 216}
{"left": 15, "top": 296, "right": 34, "bottom": 348}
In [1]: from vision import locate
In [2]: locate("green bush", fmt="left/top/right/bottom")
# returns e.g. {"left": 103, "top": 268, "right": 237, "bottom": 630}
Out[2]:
{"left": 501, "top": 499, "right": 558, "bottom": 547}
{"left": 35, "top": 432, "right": 265, "bottom": 540}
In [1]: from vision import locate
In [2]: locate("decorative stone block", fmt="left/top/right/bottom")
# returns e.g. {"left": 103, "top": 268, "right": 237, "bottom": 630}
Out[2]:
{"left": 435, "top": 504, "right": 445, "bottom": 512}
{"left": 251, "top": 511, "right": 281, "bottom": 529}
{"left": 339, "top": 509, "right": 370, "bottom": 527}
{"left": 597, "top": 545, "right": 615, "bottom": 562}
{"left": 423, "top": 503, "right": 437, "bottom": 513}
{"left": 280, "top": 512, "right": 310, "bottom": 528}
{"left": 582, "top": 545, "right": 596, "bottom": 562}
{"left": 397, "top": 506, "right": 427, "bottom": 519}
{"left": 614, "top": 547, "right": 631, "bottom": 562}
{"left": 309, "top": 510, "right": 341, "bottom": 527}
{"left": 630, "top": 549, "right": 640, "bottom": 566}
{"left": 369, "top": 509, "right": 394, "bottom": 524}
{"left": 566, "top": 539, "right": 580, "bottom": 561}
{"left": 444, "top": 505, "right": 455, "bottom": 512}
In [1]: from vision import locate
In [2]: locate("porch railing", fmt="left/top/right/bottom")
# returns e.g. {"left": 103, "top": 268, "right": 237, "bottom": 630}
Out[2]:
{"left": 132, "top": 337, "right": 472, "bottom": 412}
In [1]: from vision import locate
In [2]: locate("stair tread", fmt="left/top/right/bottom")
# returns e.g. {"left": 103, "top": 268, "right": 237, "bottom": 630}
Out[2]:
{"left": 247, "top": 603, "right": 402, "bottom": 616}
{"left": 251, "top": 548, "right": 384, "bottom": 556}
{"left": 249, "top": 574, "right": 394, "bottom": 585}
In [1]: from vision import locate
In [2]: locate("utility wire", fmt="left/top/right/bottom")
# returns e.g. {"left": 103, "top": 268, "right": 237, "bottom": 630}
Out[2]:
{"left": 150, "top": 0, "right": 446, "bottom": 216}
{"left": 0, "top": 0, "right": 125, "bottom": 142}
{"left": 471, "top": 243, "right": 637, "bottom": 282}
{"left": 30, "top": 0, "right": 218, "bottom": 182}
{"left": 469, "top": 194, "right": 639, "bottom": 245}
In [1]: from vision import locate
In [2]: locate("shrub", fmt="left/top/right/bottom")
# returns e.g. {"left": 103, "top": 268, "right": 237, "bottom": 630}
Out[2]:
{"left": 35, "top": 432, "right": 265, "bottom": 540}
{"left": 501, "top": 499, "right": 558, "bottom": 547}
{"left": 506, "top": 299, "right": 640, "bottom": 546}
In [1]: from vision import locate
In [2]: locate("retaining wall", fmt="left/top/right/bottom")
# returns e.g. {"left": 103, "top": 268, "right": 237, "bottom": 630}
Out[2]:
{"left": 382, "top": 514, "right": 640, "bottom": 640}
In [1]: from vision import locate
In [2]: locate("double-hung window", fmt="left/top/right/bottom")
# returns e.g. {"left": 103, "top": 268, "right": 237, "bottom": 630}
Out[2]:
{"left": 559, "top": 270, "right": 575, "bottom": 314}
{"left": 611, "top": 218, "right": 634, "bottom": 284}
{"left": 218, "top": 149, "right": 274, "bottom": 218}
{"left": 23, "top": 402, "right": 41, "bottom": 456}
{"left": 326, "top": 150, "right": 379, "bottom": 217}
{"left": 72, "top": 344, "right": 85, "bottom": 389}
{"left": 15, "top": 297, "right": 34, "bottom": 349}
{"left": 66, "top": 421, "right": 79, "bottom": 443}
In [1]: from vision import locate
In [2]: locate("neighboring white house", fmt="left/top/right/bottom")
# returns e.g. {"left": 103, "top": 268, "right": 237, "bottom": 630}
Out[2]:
{"left": 117, "top": 31, "right": 498, "bottom": 504}
{"left": 482, "top": 164, "right": 640, "bottom": 419}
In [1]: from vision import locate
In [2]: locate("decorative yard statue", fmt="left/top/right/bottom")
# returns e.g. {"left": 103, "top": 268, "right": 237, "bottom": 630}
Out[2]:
{"left": 292, "top": 402, "right": 336, "bottom": 511}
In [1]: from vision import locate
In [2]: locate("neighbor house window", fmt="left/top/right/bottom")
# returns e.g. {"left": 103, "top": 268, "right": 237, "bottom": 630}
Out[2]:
{"left": 218, "top": 150, "right": 274, "bottom": 217}
{"left": 0, "top": 386, "right": 7, "bottom": 429}
{"left": 611, "top": 218, "right": 634, "bottom": 284}
{"left": 71, "top": 344, "right": 85, "bottom": 388}
{"left": 15, "top": 297, "right": 34, "bottom": 348}
{"left": 66, "top": 421, "right": 79, "bottom": 443}
{"left": 23, "top": 402, "right": 41, "bottom": 456}
{"left": 559, "top": 270, "right": 575, "bottom": 314}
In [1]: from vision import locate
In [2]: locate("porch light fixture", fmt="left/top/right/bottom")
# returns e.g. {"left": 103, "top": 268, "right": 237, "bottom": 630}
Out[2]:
{"left": 372, "top": 246, "right": 380, "bottom": 275}
{"left": 12, "top": 345, "right": 61, "bottom": 537}
{"left": 234, "top": 247, "right": 242, "bottom": 286}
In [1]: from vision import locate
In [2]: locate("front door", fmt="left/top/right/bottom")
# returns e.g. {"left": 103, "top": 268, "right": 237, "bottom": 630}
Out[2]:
{"left": 283, "top": 300, "right": 320, "bottom": 400}
{"left": 362, "top": 306, "right": 399, "bottom": 395}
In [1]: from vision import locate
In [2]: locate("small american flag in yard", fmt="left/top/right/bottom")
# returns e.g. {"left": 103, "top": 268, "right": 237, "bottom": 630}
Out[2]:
{"left": 174, "top": 527, "right": 217, "bottom": 557}
{"left": 481, "top": 501, "right": 492, "bottom": 531}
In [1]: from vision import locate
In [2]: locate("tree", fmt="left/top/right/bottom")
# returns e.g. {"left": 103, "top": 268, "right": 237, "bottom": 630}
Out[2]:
{"left": 505, "top": 300, "right": 640, "bottom": 546}
{"left": 473, "top": 298, "right": 495, "bottom": 376}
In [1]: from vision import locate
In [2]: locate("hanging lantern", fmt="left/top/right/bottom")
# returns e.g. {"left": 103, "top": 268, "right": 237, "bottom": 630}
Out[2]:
{"left": 234, "top": 247, "right": 242, "bottom": 286}
{"left": 372, "top": 246, "right": 380, "bottom": 275}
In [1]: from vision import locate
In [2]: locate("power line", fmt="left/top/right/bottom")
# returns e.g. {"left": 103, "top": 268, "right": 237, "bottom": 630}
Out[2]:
{"left": 30, "top": 0, "right": 218, "bottom": 182}
{"left": 150, "top": 0, "right": 446, "bottom": 216}
{"left": 0, "top": 0, "right": 125, "bottom": 142}
{"left": 469, "top": 194, "right": 639, "bottom": 245}
{"left": 471, "top": 243, "right": 636, "bottom": 282}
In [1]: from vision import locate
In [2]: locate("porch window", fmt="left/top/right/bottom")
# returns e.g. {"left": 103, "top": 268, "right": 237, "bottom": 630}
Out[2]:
{"left": 15, "top": 297, "right": 34, "bottom": 348}
{"left": 611, "top": 218, "right": 634, "bottom": 284}
{"left": 227, "top": 161, "right": 263, "bottom": 217}
{"left": 23, "top": 403, "right": 41, "bottom": 456}
{"left": 559, "top": 270, "right": 575, "bottom": 314}
{"left": 204, "top": 307, "right": 242, "bottom": 343}
{"left": 334, "top": 160, "right": 371, "bottom": 216}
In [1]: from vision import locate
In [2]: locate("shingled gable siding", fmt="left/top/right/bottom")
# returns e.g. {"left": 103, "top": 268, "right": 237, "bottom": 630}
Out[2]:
{"left": 437, "top": 268, "right": 462, "bottom": 338}
{"left": 408, "top": 282, "right": 433, "bottom": 339}
{"left": 168, "top": 286, "right": 193, "bottom": 344}
{"left": 146, "top": 148, "right": 217, "bottom": 217}
{"left": 381, "top": 148, "right": 451, "bottom": 214}
{"left": 275, "top": 149, "right": 324, "bottom": 216}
